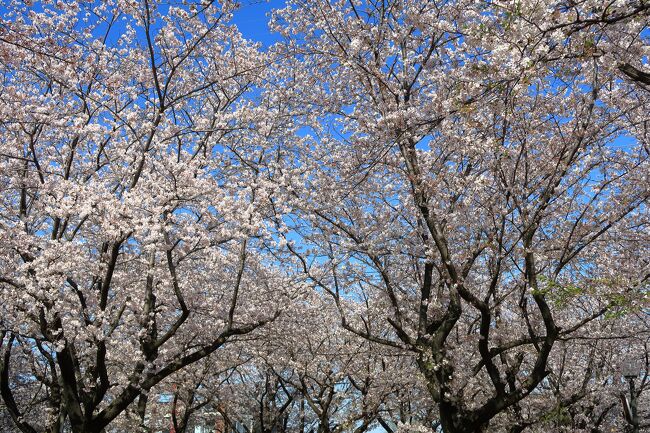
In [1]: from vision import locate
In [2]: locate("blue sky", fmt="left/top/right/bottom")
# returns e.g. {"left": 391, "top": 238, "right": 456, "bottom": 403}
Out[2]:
{"left": 231, "top": 0, "right": 284, "bottom": 46}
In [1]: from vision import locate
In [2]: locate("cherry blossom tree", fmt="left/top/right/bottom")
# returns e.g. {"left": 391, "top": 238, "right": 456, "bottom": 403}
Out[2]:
{"left": 257, "top": 294, "right": 408, "bottom": 433}
{"left": 158, "top": 292, "right": 426, "bottom": 433}
{"left": 267, "top": 1, "right": 650, "bottom": 432}
{"left": 0, "top": 1, "right": 297, "bottom": 432}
